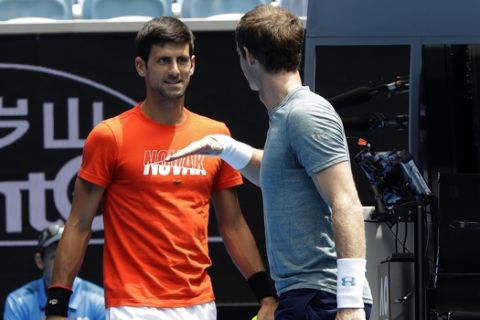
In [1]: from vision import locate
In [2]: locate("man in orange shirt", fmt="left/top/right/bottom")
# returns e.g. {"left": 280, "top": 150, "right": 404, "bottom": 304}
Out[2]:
{"left": 45, "top": 16, "right": 277, "bottom": 320}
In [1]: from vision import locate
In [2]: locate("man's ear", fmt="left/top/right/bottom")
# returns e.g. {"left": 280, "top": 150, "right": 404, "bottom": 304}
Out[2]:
{"left": 34, "top": 252, "right": 44, "bottom": 270}
{"left": 243, "top": 46, "right": 256, "bottom": 66}
{"left": 135, "top": 56, "right": 146, "bottom": 77}
{"left": 189, "top": 55, "right": 196, "bottom": 76}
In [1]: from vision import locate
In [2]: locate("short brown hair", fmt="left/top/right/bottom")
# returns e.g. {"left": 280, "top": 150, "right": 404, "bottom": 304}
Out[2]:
{"left": 235, "top": 5, "right": 304, "bottom": 73}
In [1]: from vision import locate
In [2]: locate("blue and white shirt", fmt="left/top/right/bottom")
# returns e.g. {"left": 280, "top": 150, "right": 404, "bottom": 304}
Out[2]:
{"left": 4, "top": 277, "right": 105, "bottom": 320}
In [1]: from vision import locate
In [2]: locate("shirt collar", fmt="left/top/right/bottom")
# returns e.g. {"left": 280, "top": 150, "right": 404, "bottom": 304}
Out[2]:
{"left": 268, "top": 86, "right": 309, "bottom": 117}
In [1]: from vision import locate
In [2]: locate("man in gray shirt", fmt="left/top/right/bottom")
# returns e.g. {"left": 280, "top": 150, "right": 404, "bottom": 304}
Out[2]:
{"left": 168, "top": 5, "right": 373, "bottom": 320}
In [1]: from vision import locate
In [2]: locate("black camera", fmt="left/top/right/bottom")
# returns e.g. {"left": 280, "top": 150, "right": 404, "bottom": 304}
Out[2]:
{"left": 354, "top": 143, "right": 432, "bottom": 222}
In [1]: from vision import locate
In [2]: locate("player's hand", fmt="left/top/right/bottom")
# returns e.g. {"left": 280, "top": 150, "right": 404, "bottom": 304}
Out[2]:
{"left": 335, "top": 308, "right": 366, "bottom": 320}
{"left": 256, "top": 296, "right": 277, "bottom": 320}
{"left": 166, "top": 136, "right": 223, "bottom": 161}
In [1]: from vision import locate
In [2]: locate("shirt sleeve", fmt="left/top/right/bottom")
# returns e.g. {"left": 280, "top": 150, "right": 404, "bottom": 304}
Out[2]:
{"left": 78, "top": 121, "right": 118, "bottom": 188}
{"left": 212, "top": 161, "right": 243, "bottom": 191}
{"left": 3, "top": 294, "right": 27, "bottom": 320}
{"left": 287, "top": 103, "right": 350, "bottom": 176}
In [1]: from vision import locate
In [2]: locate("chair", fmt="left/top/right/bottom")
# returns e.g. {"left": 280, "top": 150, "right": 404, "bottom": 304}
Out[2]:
{"left": 81, "top": 0, "right": 172, "bottom": 20}
{"left": 279, "top": 0, "right": 308, "bottom": 17}
{"left": 180, "top": 0, "right": 265, "bottom": 18}
{"left": 0, "top": 0, "right": 73, "bottom": 21}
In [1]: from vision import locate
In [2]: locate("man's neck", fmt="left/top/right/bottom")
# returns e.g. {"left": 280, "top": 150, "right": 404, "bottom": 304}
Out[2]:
{"left": 141, "top": 97, "right": 185, "bottom": 125}
{"left": 259, "top": 70, "right": 303, "bottom": 110}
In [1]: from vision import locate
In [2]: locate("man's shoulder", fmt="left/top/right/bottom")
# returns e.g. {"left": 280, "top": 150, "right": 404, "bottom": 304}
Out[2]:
{"left": 289, "top": 90, "right": 332, "bottom": 112}
{"left": 4, "top": 280, "right": 41, "bottom": 319}
{"left": 88, "top": 106, "right": 137, "bottom": 140}
{"left": 6, "top": 278, "right": 40, "bottom": 302}
{"left": 102, "top": 105, "right": 138, "bottom": 127}
{"left": 287, "top": 91, "right": 338, "bottom": 123}
{"left": 187, "top": 109, "right": 228, "bottom": 131}
{"left": 74, "top": 277, "right": 104, "bottom": 296}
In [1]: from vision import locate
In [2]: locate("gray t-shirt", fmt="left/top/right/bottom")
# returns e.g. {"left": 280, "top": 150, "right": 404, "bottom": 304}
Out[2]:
{"left": 260, "top": 86, "right": 372, "bottom": 303}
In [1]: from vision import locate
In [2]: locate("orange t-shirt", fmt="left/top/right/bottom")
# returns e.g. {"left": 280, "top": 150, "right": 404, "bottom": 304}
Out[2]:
{"left": 78, "top": 105, "right": 243, "bottom": 308}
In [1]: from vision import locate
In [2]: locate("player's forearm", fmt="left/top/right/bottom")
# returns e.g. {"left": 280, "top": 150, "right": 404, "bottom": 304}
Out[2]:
{"left": 239, "top": 148, "right": 263, "bottom": 187}
{"left": 332, "top": 201, "right": 366, "bottom": 259}
{"left": 51, "top": 221, "right": 91, "bottom": 287}
{"left": 219, "top": 219, "right": 265, "bottom": 278}
{"left": 220, "top": 222, "right": 277, "bottom": 303}
{"left": 207, "top": 135, "right": 262, "bottom": 186}
{"left": 332, "top": 201, "right": 368, "bottom": 309}
{"left": 46, "top": 220, "right": 91, "bottom": 319}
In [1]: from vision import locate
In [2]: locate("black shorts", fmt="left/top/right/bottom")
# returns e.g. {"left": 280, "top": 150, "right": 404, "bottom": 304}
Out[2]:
{"left": 275, "top": 288, "right": 372, "bottom": 320}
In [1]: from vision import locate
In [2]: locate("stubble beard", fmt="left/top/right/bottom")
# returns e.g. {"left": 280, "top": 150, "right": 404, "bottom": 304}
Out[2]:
{"left": 158, "top": 86, "right": 187, "bottom": 100}
{"left": 157, "top": 77, "right": 190, "bottom": 100}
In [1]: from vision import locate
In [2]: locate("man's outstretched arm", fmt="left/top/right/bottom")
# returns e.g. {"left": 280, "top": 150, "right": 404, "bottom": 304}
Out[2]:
{"left": 166, "top": 134, "right": 264, "bottom": 186}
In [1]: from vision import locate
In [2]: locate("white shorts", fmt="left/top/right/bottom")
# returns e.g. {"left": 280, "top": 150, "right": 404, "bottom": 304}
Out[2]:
{"left": 106, "top": 301, "right": 217, "bottom": 320}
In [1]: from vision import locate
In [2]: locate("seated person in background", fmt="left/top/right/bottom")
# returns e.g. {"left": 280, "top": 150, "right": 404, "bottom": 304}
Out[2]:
{"left": 3, "top": 220, "right": 105, "bottom": 320}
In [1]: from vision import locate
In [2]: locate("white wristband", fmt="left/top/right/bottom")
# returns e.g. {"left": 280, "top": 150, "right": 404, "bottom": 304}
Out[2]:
{"left": 337, "top": 258, "right": 366, "bottom": 308}
{"left": 209, "top": 134, "right": 254, "bottom": 170}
